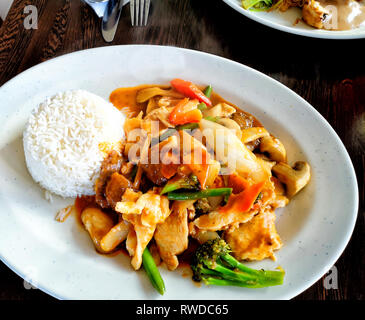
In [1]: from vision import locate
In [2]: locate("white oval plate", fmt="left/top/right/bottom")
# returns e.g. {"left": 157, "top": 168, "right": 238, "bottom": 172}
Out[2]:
{"left": 222, "top": 0, "right": 365, "bottom": 39}
{"left": 0, "top": 45, "right": 358, "bottom": 300}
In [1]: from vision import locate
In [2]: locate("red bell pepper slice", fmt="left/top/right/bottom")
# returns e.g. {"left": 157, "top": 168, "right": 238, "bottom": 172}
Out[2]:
{"left": 171, "top": 79, "right": 212, "bottom": 107}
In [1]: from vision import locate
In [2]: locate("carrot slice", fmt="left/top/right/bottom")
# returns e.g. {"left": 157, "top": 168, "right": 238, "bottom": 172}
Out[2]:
{"left": 219, "top": 181, "right": 265, "bottom": 214}
{"left": 169, "top": 98, "right": 202, "bottom": 125}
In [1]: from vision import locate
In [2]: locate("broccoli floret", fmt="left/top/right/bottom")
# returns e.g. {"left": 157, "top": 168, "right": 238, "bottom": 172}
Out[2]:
{"left": 191, "top": 238, "right": 285, "bottom": 288}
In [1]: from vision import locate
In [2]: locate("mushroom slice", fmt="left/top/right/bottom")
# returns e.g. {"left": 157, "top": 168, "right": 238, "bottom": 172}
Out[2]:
{"left": 100, "top": 220, "right": 130, "bottom": 253}
{"left": 259, "top": 135, "right": 287, "bottom": 163}
{"left": 81, "top": 207, "right": 114, "bottom": 253}
{"left": 241, "top": 127, "right": 269, "bottom": 144}
{"left": 272, "top": 161, "right": 311, "bottom": 198}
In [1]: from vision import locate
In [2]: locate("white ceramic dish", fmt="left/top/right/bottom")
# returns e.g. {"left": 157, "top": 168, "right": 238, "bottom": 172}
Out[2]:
{"left": 222, "top": 0, "right": 365, "bottom": 39}
{"left": 0, "top": 45, "right": 358, "bottom": 300}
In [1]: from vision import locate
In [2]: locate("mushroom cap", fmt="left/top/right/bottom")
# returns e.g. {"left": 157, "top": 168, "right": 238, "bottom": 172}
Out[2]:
{"left": 260, "top": 135, "right": 287, "bottom": 163}
{"left": 272, "top": 161, "right": 311, "bottom": 198}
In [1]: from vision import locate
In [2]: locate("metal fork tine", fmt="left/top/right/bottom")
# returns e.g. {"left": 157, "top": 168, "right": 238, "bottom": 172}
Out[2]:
{"left": 136, "top": 0, "right": 140, "bottom": 26}
{"left": 130, "top": 0, "right": 150, "bottom": 26}
{"left": 144, "top": 0, "right": 150, "bottom": 26}
{"left": 140, "top": 0, "right": 145, "bottom": 26}
{"left": 130, "top": 0, "right": 135, "bottom": 26}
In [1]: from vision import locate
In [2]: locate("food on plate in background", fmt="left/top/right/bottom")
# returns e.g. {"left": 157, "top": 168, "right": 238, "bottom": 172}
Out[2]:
{"left": 241, "top": 0, "right": 365, "bottom": 30}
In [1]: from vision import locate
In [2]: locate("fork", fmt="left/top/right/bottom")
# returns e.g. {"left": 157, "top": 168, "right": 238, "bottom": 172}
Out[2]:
{"left": 130, "top": 0, "right": 150, "bottom": 26}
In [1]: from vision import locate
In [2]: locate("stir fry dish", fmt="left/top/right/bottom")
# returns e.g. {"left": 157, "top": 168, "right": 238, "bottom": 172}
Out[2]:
{"left": 75, "top": 79, "right": 311, "bottom": 294}
{"left": 26, "top": 79, "right": 311, "bottom": 295}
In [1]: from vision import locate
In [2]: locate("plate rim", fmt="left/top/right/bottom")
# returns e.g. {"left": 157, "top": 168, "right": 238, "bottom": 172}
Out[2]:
{"left": 222, "top": 0, "right": 365, "bottom": 39}
{"left": 0, "top": 44, "right": 359, "bottom": 300}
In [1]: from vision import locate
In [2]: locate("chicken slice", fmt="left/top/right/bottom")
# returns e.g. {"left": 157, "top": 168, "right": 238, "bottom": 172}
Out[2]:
{"left": 81, "top": 207, "right": 115, "bottom": 253}
{"left": 116, "top": 188, "right": 171, "bottom": 270}
{"left": 115, "top": 189, "right": 170, "bottom": 227}
{"left": 100, "top": 220, "right": 130, "bottom": 253}
{"left": 224, "top": 210, "right": 282, "bottom": 261}
{"left": 154, "top": 200, "right": 194, "bottom": 270}
{"left": 302, "top": 0, "right": 329, "bottom": 29}
{"left": 193, "top": 208, "right": 258, "bottom": 231}
{"left": 124, "top": 213, "right": 157, "bottom": 270}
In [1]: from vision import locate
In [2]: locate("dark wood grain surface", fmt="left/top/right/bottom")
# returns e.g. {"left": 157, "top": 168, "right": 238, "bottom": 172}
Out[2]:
{"left": 0, "top": 0, "right": 363, "bottom": 300}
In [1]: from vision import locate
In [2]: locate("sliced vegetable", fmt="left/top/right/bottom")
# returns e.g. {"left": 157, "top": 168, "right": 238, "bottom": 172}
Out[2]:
{"left": 197, "top": 85, "right": 213, "bottom": 111}
{"left": 160, "top": 174, "right": 199, "bottom": 194}
{"left": 242, "top": 0, "right": 273, "bottom": 11}
{"left": 219, "top": 181, "right": 265, "bottom": 214}
{"left": 168, "top": 98, "right": 202, "bottom": 125}
{"left": 204, "top": 116, "right": 220, "bottom": 122}
{"left": 197, "top": 103, "right": 208, "bottom": 111}
{"left": 171, "top": 79, "right": 212, "bottom": 107}
{"left": 176, "top": 123, "right": 200, "bottom": 130}
{"left": 203, "top": 85, "right": 212, "bottom": 98}
{"left": 151, "top": 128, "right": 176, "bottom": 146}
{"left": 142, "top": 247, "right": 166, "bottom": 295}
{"left": 167, "top": 188, "right": 232, "bottom": 200}
{"left": 227, "top": 173, "right": 251, "bottom": 194}
{"left": 199, "top": 119, "right": 268, "bottom": 183}
{"left": 136, "top": 87, "right": 184, "bottom": 103}
{"left": 180, "top": 130, "right": 214, "bottom": 189}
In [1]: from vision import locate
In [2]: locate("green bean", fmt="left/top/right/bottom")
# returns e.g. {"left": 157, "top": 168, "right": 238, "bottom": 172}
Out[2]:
{"left": 203, "top": 85, "right": 212, "bottom": 98}
{"left": 197, "top": 85, "right": 212, "bottom": 111}
{"left": 142, "top": 247, "right": 165, "bottom": 295}
{"left": 167, "top": 188, "right": 232, "bottom": 200}
{"left": 176, "top": 123, "right": 200, "bottom": 131}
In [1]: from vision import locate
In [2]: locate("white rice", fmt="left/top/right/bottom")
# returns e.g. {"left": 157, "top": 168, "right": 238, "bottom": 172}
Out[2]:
{"left": 23, "top": 90, "right": 126, "bottom": 198}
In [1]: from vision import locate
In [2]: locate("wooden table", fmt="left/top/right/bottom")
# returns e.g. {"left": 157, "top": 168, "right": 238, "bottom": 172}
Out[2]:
{"left": 0, "top": 0, "right": 363, "bottom": 301}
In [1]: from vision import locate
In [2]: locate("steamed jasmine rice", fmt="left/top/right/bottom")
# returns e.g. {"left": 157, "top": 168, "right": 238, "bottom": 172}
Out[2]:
{"left": 23, "top": 90, "right": 125, "bottom": 198}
